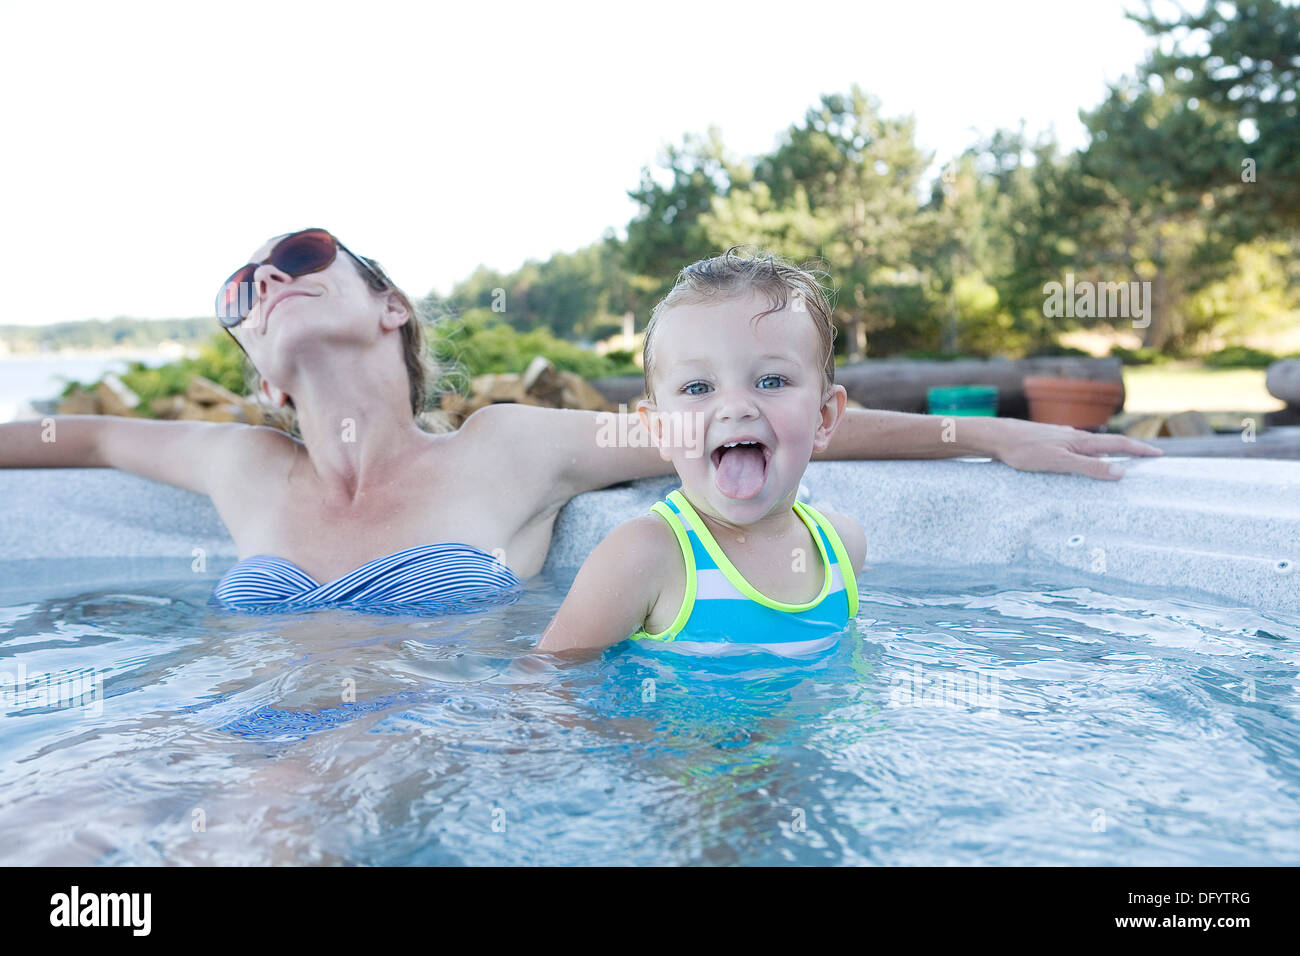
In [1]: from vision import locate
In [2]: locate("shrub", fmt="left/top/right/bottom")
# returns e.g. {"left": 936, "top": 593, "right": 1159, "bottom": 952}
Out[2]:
{"left": 1109, "top": 345, "right": 1168, "bottom": 365}
{"left": 429, "top": 311, "right": 641, "bottom": 390}
{"left": 1202, "top": 345, "right": 1284, "bottom": 369}
{"left": 1027, "top": 344, "right": 1095, "bottom": 359}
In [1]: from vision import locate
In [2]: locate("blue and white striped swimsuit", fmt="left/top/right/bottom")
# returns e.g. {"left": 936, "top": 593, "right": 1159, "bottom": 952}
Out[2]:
{"left": 211, "top": 543, "right": 523, "bottom": 615}
{"left": 630, "top": 490, "right": 858, "bottom": 658}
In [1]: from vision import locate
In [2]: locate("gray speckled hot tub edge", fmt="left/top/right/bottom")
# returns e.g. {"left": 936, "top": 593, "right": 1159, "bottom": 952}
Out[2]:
{"left": 1, "top": 458, "right": 1296, "bottom": 613}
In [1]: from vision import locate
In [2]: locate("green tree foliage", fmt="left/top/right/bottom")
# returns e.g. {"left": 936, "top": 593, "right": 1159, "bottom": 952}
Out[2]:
{"left": 1184, "top": 238, "right": 1300, "bottom": 341}
{"left": 1129, "top": 0, "right": 1300, "bottom": 234}
{"left": 1068, "top": 78, "right": 1246, "bottom": 350}
{"left": 623, "top": 129, "right": 739, "bottom": 308}
{"left": 447, "top": 235, "right": 633, "bottom": 340}
{"left": 620, "top": 89, "right": 941, "bottom": 357}
{"left": 428, "top": 310, "right": 639, "bottom": 390}
{"left": 27, "top": 5, "right": 1300, "bottom": 389}
{"left": 767, "top": 88, "right": 933, "bottom": 359}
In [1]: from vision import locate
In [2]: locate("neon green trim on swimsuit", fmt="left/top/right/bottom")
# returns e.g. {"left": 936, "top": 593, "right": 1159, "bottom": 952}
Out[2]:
{"left": 666, "top": 490, "right": 833, "bottom": 613}
{"left": 797, "top": 501, "right": 859, "bottom": 618}
{"left": 628, "top": 500, "right": 696, "bottom": 643}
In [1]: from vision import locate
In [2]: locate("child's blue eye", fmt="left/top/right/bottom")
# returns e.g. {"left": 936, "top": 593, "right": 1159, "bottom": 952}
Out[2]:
{"left": 757, "top": 374, "right": 788, "bottom": 390}
{"left": 681, "top": 381, "right": 712, "bottom": 396}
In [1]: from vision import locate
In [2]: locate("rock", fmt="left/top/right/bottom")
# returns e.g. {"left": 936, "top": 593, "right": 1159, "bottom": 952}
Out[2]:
{"left": 1123, "top": 414, "right": 1165, "bottom": 439}
{"left": 440, "top": 391, "right": 471, "bottom": 415}
{"left": 150, "top": 395, "right": 185, "bottom": 419}
{"left": 179, "top": 398, "right": 243, "bottom": 423}
{"left": 1266, "top": 359, "right": 1300, "bottom": 404}
{"left": 439, "top": 391, "right": 479, "bottom": 428}
{"left": 470, "top": 373, "right": 526, "bottom": 404}
{"left": 57, "top": 387, "right": 100, "bottom": 415}
{"left": 522, "top": 356, "right": 565, "bottom": 406}
{"left": 1164, "top": 410, "right": 1215, "bottom": 437}
{"left": 442, "top": 362, "right": 616, "bottom": 426}
{"left": 95, "top": 375, "right": 140, "bottom": 417}
{"left": 239, "top": 401, "right": 265, "bottom": 426}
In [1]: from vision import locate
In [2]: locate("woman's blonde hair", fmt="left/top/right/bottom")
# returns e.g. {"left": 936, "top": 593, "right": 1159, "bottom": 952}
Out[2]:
{"left": 642, "top": 246, "right": 837, "bottom": 399}
{"left": 246, "top": 253, "right": 451, "bottom": 434}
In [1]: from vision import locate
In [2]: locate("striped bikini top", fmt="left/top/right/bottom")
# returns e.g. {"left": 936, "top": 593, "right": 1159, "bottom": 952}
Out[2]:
{"left": 630, "top": 490, "right": 858, "bottom": 658}
{"left": 211, "top": 543, "right": 524, "bottom": 615}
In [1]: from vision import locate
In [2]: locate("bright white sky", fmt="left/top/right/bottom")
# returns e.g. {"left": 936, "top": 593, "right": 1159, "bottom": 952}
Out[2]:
{"left": 0, "top": 0, "right": 1154, "bottom": 325}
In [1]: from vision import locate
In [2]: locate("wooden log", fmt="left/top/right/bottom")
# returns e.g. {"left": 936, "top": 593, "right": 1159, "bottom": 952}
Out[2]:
{"left": 590, "top": 357, "right": 1125, "bottom": 416}
{"left": 1146, "top": 427, "right": 1300, "bottom": 459}
{"left": 833, "top": 357, "right": 1124, "bottom": 416}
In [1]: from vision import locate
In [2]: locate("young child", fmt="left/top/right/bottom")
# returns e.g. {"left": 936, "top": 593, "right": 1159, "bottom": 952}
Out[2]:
{"left": 537, "top": 249, "right": 866, "bottom": 657}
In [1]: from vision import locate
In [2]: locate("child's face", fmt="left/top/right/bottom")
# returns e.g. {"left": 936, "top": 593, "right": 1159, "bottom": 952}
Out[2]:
{"left": 638, "top": 290, "right": 847, "bottom": 526}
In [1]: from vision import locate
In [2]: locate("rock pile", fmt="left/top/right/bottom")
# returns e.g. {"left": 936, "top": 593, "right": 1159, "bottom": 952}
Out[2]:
{"left": 58, "top": 376, "right": 264, "bottom": 425}
{"left": 439, "top": 356, "right": 615, "bottom": 427}
{"left": 55, "top": 357, "right": 620, "bottom": 429}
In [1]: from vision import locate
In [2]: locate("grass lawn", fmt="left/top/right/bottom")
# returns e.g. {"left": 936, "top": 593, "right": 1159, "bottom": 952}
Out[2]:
{"left": 1121, "top": 363, "right": 1283, "bottom": 414}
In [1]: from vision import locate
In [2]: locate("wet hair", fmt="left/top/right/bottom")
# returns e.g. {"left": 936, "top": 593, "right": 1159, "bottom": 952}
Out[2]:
{"left": 245, "top": 251, "right": 450, "bottom": 434}
{"left": 642, "top": 246, "right": 837, "bottom": 400}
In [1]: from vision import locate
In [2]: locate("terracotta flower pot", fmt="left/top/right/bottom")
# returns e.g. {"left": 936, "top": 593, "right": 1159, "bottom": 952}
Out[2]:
{"left": 1022, "top": 376, "right": 1124, "bottom": 428}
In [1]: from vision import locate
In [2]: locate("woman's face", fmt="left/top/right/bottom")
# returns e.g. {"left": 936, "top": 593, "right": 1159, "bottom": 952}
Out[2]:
{"left": 232, "top": 234, "right": 399, "bottom": 390}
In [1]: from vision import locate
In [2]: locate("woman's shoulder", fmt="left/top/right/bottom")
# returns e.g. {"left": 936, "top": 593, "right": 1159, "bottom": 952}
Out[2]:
{"left": 235, "top": 423, "right": 300, "bottom": 457}
{"left": 210, "top": 424, "right": 302, "bottom": 486}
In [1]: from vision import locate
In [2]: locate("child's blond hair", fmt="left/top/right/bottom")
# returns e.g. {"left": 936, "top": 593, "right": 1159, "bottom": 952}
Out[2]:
{"left": 642, "top": 247, "right": 837, "bottom": 399}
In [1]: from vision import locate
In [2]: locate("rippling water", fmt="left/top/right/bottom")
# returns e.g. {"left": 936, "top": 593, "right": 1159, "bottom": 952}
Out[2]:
{"left": 0, "top": 561, "right": 1296, "bottom": 865}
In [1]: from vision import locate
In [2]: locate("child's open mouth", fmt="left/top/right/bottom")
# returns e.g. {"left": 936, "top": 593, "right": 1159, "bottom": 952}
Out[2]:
{"left": 711, "top": 440, "right": 770, "bottom": 500}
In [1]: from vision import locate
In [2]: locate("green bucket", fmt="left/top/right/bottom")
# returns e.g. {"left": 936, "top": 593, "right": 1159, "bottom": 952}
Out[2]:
{"left": 927, "top": 384, "right": 998, "bottom": 417}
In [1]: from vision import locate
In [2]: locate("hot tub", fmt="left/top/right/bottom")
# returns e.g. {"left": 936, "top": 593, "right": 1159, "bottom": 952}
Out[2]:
{"left": 0, "top": 459, "right": 1296, "bottom": 865}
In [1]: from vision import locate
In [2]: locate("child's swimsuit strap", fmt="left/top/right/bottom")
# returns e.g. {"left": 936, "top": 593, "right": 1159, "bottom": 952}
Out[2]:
{"left": 792, "top": 500, "right": 859, "bottom": 617}
{"left": 626, "top": 500, "right": 694, "bottom": 642}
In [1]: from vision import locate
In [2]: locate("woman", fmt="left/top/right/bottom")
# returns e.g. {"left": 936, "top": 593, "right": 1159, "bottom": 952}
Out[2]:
{"left": 1, "top": 228, "right": 1160, "bottom": 610}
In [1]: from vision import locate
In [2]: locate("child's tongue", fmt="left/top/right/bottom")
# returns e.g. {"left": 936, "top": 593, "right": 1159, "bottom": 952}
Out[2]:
{"left": 714, "top": 445, "right": 766, "bottom": 499}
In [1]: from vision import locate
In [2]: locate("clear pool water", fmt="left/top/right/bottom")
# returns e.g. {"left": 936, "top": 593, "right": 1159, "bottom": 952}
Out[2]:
{"left": 1, "top": 559, "right": 1297, "bottom": 865}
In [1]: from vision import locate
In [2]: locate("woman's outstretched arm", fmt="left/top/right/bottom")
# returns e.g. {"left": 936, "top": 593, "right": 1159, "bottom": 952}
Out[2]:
{"left": 502, "top": 404, "right": 1165, "bottom": 524}
{"left": 0, "top": 415, "right": 261, "bottom": 495}
{"left": 817, "top": 409, "right": 1162, "bottom": 480}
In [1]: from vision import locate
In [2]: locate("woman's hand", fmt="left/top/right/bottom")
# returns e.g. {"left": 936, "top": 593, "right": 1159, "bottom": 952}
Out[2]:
{"left": 988, "top": 420, "right": 1162, "bottom": 480}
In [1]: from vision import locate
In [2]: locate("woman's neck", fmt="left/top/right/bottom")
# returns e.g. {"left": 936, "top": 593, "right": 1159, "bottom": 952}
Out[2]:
{"left": 286, "top": 365, "right": 427, "bottom": 503}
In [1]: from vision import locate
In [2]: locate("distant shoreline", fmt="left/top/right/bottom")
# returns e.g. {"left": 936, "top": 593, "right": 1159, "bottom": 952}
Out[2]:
{"left": 0, "top": 344, "right": 195, "bottom": 361}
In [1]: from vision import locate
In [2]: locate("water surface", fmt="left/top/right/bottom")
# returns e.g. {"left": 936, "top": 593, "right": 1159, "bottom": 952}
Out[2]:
{"left": 0, "top": 561, "right": 1296, "bottom": 865}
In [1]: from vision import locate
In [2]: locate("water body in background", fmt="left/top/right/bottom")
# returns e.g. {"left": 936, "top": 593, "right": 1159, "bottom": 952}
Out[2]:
{"left": 0, "top": 351, "right": 181, "bottom": 422}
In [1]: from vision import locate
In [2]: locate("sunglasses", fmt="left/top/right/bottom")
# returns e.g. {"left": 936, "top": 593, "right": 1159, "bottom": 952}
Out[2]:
{"left": 215, "top": 228, "right": 386, "bottom": 329}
